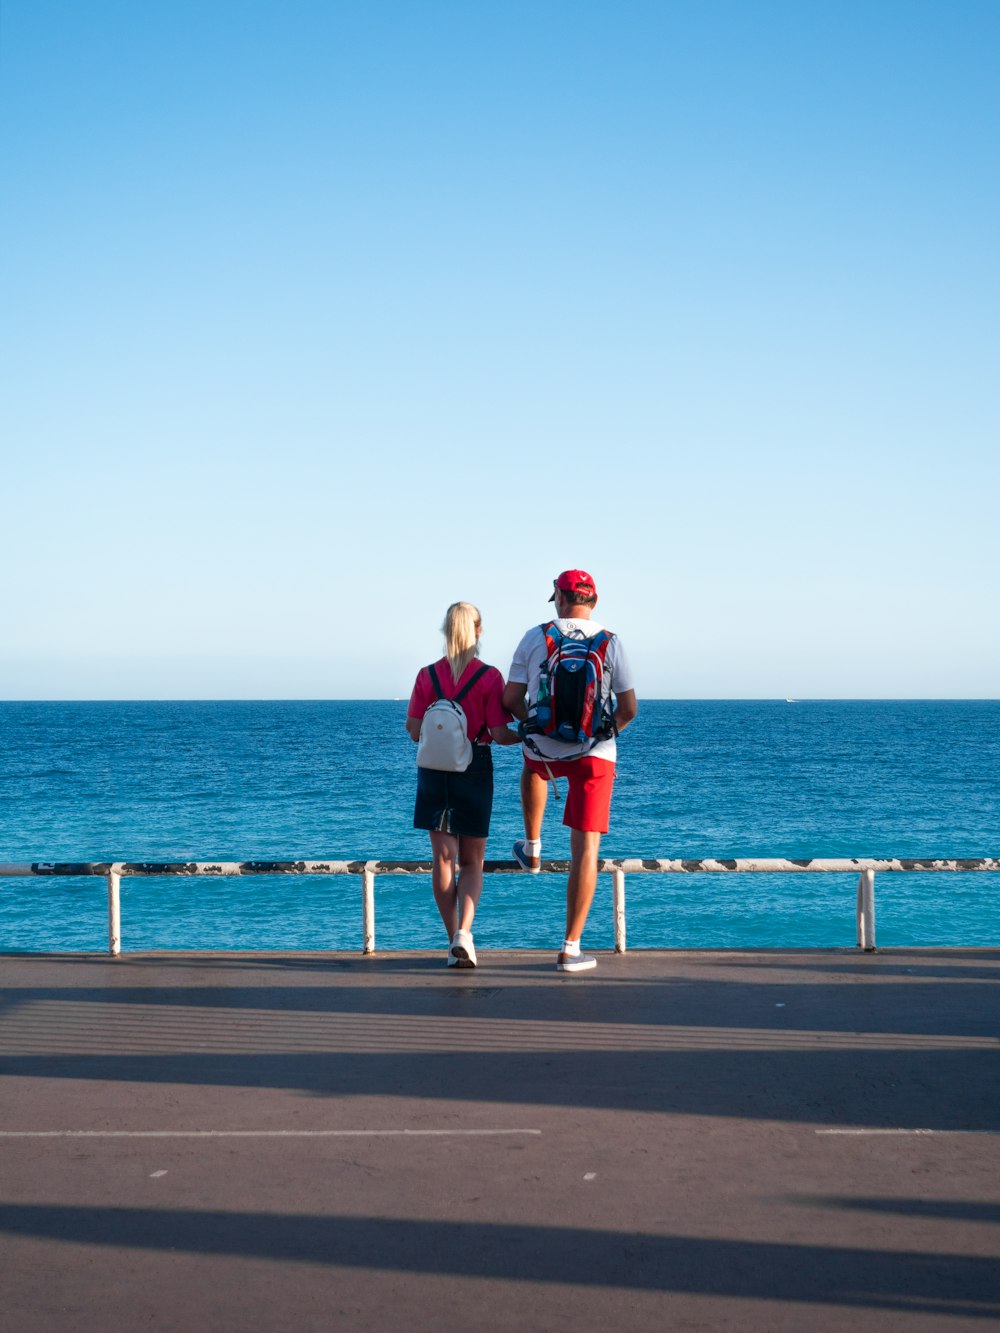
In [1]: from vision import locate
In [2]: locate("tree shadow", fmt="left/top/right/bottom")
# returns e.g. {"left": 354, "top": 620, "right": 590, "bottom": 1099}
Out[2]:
{"left": 1, "top": 1046, "right": 997, "bottom": 1131}
{"left": 0, "top": 1202, "right": 996, "bottom": 1317}
{"left": 2, "top": 956, "right": 998, "bottom": 1129}
{"left": 727, "top": 952, "right": 1000, "bottom": 983}
{"left": 796, "top": 1197, "right": 1000, "bottom": 1225}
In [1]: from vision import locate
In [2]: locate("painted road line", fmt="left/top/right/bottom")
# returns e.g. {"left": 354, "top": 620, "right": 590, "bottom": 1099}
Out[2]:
{"left": 0, "top": 1128, "right": 542, "bottom": 1139}
{"left": 815, "top": 1128, "right": 995, "bottom": 1136}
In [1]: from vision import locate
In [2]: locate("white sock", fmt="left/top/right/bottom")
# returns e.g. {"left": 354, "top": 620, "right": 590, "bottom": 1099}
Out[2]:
{"left": 524, "top": 839, "right": 541, "bottom": 856}
{"left": 562, "top": 939, "right": 581, "bottom": 956}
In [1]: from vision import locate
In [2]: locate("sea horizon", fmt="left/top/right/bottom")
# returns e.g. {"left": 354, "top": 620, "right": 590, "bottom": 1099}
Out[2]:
{"left": 2, "top": 696, "right": 997, "bottom": 704}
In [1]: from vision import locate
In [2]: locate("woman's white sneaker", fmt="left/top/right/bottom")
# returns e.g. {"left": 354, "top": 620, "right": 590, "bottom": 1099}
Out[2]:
{"left": 451, "top": 930, "right": 477, "bottom": 968}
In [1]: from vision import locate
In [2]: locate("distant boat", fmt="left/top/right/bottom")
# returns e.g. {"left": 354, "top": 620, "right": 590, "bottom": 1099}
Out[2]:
{"left": 785, "top": 697, "right": 798, "bottom": 703}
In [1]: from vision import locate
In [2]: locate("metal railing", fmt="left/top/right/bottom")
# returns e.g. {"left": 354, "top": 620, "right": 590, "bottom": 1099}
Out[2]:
{"left": 2, "top": 857, "right": 998, "bottom": 957}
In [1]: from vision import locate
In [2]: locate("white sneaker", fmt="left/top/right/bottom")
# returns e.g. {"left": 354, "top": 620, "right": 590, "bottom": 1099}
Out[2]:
{"left": 557, "top": 951, "right": 596, "bottom": 973}
{"left": 451, "top": 930, "right": 477, "bottom": 968}
{"left": 447, "top": 947, "right": 459, "bottom": 967}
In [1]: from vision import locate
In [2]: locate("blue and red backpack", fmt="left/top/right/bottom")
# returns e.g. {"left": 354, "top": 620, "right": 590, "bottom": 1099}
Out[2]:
{"left": 523, "top": 622, "right": 617, "bottom": 746}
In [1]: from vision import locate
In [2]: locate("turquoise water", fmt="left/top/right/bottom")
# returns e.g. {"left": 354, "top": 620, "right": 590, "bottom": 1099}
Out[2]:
{"left": 0, "top": 700, "right": 997, "bottom": 951}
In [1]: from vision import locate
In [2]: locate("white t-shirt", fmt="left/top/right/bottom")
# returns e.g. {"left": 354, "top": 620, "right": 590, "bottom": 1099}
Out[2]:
{"left": 508, "top": 618, "right": 635, "bottom": 763}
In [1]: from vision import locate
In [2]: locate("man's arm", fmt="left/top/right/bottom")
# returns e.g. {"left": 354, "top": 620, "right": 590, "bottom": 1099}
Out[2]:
{"left": 502, "top": 681, "right": 528, "bottom": 721}
{"left": 490, "top": 723, "right": 523, "bottom": 745}
{"left": 405, "top": 717, "right": 422, "bottom": 742}
{"left": 614, "top": 689, "right": 637, "bottom": 732}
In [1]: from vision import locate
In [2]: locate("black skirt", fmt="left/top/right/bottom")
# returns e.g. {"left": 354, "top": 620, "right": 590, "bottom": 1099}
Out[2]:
{"left": 413, "top": 745, "right": 494, "bottom": 837}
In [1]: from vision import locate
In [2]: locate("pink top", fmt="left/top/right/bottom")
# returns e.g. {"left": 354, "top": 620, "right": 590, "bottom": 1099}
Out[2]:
{"left": 408, "top": 657, "right": 511, "bottom": 745}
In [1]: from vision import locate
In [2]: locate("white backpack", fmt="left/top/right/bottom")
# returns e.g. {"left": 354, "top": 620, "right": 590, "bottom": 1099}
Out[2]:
{"left": 416, "top": 663, "right": 489, "bottom": 772}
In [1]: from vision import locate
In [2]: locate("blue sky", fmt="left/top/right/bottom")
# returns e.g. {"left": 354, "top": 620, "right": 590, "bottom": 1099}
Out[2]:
{"left": 2, "top": 0, "right": 997, "bottom": 698}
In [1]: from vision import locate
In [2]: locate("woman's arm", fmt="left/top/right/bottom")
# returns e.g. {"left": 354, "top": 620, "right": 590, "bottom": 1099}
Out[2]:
{"left": 406, "top": 667, "right": 429, "bottom": 742}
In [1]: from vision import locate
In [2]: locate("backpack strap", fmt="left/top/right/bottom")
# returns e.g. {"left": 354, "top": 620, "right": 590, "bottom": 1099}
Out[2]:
{"left": 455, "top": 663, "right": 490, "bottom": 742}
{"left": 589, "top": 630, "right": 617, "bottom": 737}
{"left": 427, "top": 661, "right": 489, "bottom": 704}
{"left": 453, "top": 663, "right": 489, "bottom": 704}
{"left": 427, "top": 662, "right": 445, "bottom": 700}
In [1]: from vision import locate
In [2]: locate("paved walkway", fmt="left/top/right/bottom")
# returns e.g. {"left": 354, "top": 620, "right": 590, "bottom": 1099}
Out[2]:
{"left": 1, "top": 948, "right": 999, "bottom": 1331}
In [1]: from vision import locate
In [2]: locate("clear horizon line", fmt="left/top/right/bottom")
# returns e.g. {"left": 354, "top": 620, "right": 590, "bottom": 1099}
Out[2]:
{"left": 1, "top": 697, "right": 997, "bottom": 705}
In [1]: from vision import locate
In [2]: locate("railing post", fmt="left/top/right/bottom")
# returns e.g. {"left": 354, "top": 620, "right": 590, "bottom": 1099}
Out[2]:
{"left": 107, "top": 871, "right": 121, "bottom": 956}
{"left": 362, "top": 865, "right": 375, "bottom": 955}
{"left": 613, "top": 868, "right": 626, "bottom": 953}
{"left": 856, "top": 869, "right": 876, "bottom": 951}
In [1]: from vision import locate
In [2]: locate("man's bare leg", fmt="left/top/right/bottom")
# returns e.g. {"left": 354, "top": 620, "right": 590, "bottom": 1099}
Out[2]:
{"left": 520, "top": 764, "right": 548, "bottom": 841}
{"left": 565, "top": 828, "right": 602, "bottom": 942}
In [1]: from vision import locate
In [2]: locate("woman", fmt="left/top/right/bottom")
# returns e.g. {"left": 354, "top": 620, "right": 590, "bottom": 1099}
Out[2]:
{"left": 406, "top": 602, "right": 521, "bottom": 968}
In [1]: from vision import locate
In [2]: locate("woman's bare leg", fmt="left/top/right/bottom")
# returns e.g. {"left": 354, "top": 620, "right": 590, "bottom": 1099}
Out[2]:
{"left": 429, "top": 831, "right": 459, "bottom": 938}
{"left": 456, "top": 835, "right": 487, "bottom": 933}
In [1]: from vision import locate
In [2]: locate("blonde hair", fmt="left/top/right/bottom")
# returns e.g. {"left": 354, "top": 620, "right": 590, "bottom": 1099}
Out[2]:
{"left": 442, "top": 602, "right": 482, "bottom": 683}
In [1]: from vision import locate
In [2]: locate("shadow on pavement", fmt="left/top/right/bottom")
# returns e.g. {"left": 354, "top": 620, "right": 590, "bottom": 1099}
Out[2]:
{"left": 0, "top": 1201, "right": 997, "bottom": 1319}
{"left": 2, "top": 955, "right": 998, "bottom": 1130}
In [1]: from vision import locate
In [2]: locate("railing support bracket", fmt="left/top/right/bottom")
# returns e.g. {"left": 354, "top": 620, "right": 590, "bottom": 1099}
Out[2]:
{"left": 856, "top": 869, "right": 877, "bottom": 952}
{"left": 362, "top": 866, "right": 375, "bottom": 955}
{"left": 612, "top": 869, "right": 626, "bottom": 953}
{"left": 107, "top": 871, "right": 121, "bottom": 957}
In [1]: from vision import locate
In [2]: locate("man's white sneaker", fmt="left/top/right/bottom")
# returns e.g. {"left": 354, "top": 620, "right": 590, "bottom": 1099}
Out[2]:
{"left": 512, "top": 840, "right": 541, "bottom": 874}
{"left": 557, "top": 951, "right": 597, "bottom": 972}
{"left": 451, "top": 930, "right": 477, "bottom": 968}
{"left": 447, "top": 947, "right": 459, "bottom": 967}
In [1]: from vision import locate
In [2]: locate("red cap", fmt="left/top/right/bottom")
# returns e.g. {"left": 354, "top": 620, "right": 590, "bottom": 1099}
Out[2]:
{"left": 549, "top": 569, "right": 597, "bottom": 602}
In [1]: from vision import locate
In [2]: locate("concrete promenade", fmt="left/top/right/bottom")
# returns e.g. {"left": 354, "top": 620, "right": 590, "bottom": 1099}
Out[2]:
{"left": 1, "top": 948, "right": 998, "bottom": 1331}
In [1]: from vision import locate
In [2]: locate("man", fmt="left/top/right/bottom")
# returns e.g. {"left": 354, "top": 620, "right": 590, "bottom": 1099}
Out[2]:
{"left": 502, "top": 570, "right": 638, "bottom": 973}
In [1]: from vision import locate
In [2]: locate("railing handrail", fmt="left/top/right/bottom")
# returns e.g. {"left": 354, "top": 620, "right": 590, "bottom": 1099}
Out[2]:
{"left": 2, "top": 856, "right": 998, "bottom": 877}
{"left": 2, "top": 857, "right": 998, "bottom": 958}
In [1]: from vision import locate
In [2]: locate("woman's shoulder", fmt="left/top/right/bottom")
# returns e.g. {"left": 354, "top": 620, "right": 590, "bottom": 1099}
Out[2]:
{"left": 418, "top": 656, "right": 449, "bottom": 679}
{"left": 475, "top": 662, "right": 506, "bottom": 688}
{"left": 412, "top": 659, "right": 443, "bottom": 693}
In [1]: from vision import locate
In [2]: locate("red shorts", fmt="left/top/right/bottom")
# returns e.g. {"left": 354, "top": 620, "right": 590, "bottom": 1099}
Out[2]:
{"left": 524, "top": 755, "right": 616, "bottom": 833}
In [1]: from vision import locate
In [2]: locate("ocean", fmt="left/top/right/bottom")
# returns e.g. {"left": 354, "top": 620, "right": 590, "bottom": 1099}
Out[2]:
{"left": 1, "top": 700, "right": 997, "bottom": 952}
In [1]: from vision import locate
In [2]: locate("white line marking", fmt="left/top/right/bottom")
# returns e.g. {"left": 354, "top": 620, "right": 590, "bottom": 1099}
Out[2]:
{"left": 815, "top": 1128, "right": 993, "bottom": 1136}
{"left": 583, "top": 1172, "right": 597, "bottom": 1180}
{"left": 0, "top": 1129, "right": 542, "bottom": 1139}
{"left": 149, "top": 1170, "right": 168, "bottom": 1177}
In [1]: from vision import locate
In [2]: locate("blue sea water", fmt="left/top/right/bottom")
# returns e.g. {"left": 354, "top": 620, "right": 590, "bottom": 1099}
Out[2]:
{"left": 0, "top": 700, "right": 997, "bottom": 952}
